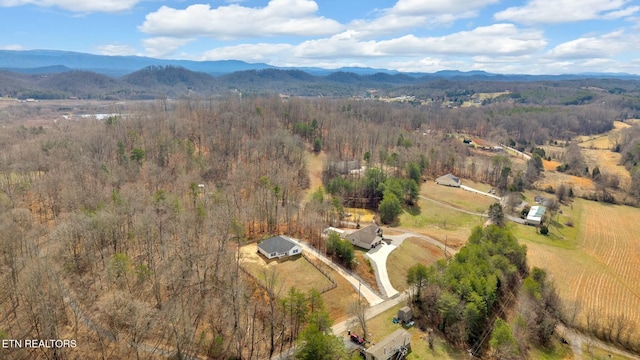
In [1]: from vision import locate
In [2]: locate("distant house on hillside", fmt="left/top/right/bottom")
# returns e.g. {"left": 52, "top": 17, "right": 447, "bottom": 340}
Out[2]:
{"left": 534, "top": 195, "right": 552, "bottom": 207}
{"left": 365, "top": 328, "right": 411, "bottom": 360}
{"left": 257, "top": 236, "right": 302, "bottom": 260}
{"left": 345, "top": 222, "right": 383, "bottom": 249}
{"left": 435, "top": 173, "right": 461, "bottom": 187}
{"left": 526, "top": 205, "right": 546, "bottom": 226}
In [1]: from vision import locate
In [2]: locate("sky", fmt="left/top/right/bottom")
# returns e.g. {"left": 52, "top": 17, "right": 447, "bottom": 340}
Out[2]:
{"left": 1, "top": 0, "right": 640, "bottom": 74}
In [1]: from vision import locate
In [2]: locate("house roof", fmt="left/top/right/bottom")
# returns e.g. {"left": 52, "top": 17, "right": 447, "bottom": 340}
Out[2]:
{"left": 436, "top": 173, "right": 460, "bottom": 186}
{"left": 527, "top": 205, "right": 546, "bottom": 221}
{"left": 258, "top": 236, "right": 297, "bottom": 254}
{"left": 365, "top": 329, "right": 411, "bottom": 359}
{"left": 345, "top": 223, "right": 382, "bottom": 246}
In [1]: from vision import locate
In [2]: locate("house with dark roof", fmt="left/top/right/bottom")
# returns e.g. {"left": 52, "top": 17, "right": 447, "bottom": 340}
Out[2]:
{"left": 345, "top": 222, "right": 383, "bottom": 249}
{"left": 435, "top": 173, "right": 461, "bottom": 187}
{"left": 257, "top": 236, "right": 302, "bottom": 260}
{"left": 365, "top": 328, "right": 411, "bottom": 360}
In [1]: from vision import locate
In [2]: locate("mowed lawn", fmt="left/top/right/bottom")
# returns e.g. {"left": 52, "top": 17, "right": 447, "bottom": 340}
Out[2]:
{"left": 387, "top": 237, "right": 446, "bottom": 291}
{"left": 239, "top": 244, "right": 334, "bottom": 294}
{"left": 421, "top": 180, "right": 497, "bottom": 213}
{"left": 239, "top": 244, "right": 359, "bottom": 321}
{"left": 521, "top": 199, "right": 640, "bottom": 338}
{"left": 399, "top": 181, "right": 491, "bottom": 249}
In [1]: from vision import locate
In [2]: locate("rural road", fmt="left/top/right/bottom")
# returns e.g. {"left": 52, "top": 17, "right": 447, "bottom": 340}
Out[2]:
{"left": 460, "top": 184, "right": 501, "bottom": 200}
{"left": 556, "top": 324, "right": 640, "bottom": 360}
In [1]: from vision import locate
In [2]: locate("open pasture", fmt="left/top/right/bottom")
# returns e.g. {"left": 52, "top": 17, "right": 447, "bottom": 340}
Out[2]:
{"left": 523, "top": 199, "right": 640, "bottom": 337}
{"left": 420, "top": 179, "right": 497, "bottom": 213}
{"left": 386, "top": 237, "right": 446, "bottom": 291}
{"left": 576, "top": 120, "right": 631, "bottom": 149}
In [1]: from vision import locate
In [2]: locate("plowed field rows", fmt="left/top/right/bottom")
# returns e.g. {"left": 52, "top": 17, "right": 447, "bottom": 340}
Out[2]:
{"left": 525, "top": 200, "right": 640, "bottom": 334}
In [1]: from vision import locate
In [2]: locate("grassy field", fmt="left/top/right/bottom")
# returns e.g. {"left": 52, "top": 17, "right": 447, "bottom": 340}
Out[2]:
{"left": 386, "top": 237, "right": 446, "bottom": 291}
{"left": 304, "top": 151, "right": 326, "bottom": 200}
{"left": 522, "top": 199, "right": 640, "bottom": 338}
{"left": 398, "top": 182, "right": 490, "bottom": 249}
{"left": 240, "top": 244, "right": 360, "bottom": 321}
{"left": 239, "top": 244, "right": 334, "bottom": 294}
{"left": 362, "top": 303, "right": 465, "bottom": 360}
{"left": 421, "top": 179, "right": 497, "bottom": 213}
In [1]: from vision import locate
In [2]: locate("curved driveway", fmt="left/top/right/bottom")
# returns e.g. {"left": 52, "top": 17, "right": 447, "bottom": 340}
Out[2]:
{"left": 288, "top": 237, "right": 384, "bottom": 306}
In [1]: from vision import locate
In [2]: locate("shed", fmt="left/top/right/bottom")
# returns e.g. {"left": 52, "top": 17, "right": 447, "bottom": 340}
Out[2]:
{"left": 526, "top": 205, "right": 546, "bottom": 226}
{"left": 365, "top": 329, "right": 411, "bottom": 360}
{"left": 397, "top": 306, "right": 412, "bottom": 323}
{"left": 257, "top": 236, "right": 302, "bottom": 260}
{"left": 435, "top": 173, "right": 461, "bottom": 187}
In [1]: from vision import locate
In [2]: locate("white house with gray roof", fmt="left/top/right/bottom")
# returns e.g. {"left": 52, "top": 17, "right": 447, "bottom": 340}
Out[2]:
{"left": 257, "top": 236, "right": 302, "bottom": 260}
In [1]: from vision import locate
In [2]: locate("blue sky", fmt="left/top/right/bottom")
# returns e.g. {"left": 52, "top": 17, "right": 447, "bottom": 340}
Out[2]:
{"left": 1, "top": 0, "right": 639, "bottom": 74}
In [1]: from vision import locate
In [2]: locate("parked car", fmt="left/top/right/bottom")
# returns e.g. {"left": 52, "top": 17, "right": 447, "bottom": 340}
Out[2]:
{"left": 350, "top": 334, "right": 365, "bottom": 345}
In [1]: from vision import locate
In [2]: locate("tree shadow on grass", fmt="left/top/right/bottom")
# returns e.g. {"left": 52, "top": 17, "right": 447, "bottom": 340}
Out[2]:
{"left": 405, "top": 204, "right": 421, "bottom": 216}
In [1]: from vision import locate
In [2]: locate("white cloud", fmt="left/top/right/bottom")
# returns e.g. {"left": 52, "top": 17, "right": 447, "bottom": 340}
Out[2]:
{"left": 390, "top": 0, "right": 498, "bottom": 16}
{"left": 347, "top": 0, "right": 499, "bottom": 38}
{"left": 142, "top": 37, "right": 194, "bottom": 58}
{"left": 547, "top": 30, "right": 638, "bottom": 59}
{"left": 0, "top": 0, "right": 139, "bottom": 12}
{"left": 200, "top": 43, "right": 294, "bottom": 63}
{"left": 495, "top": 0, "right": 639, "bottom": 24}
{"left": 95, "top": 44, "right": 138, "bottom": 56}
{"left": 0, "top": 44, "right": 25, "bottom": 50}
{"left": 377, "top": 24, "right": 546, "bottom": 56}
{"left": 139, "top": 0, "right": 343, "bottom": 39}
{"left": 293, "top": 24, "right": 546, "bottom": 59}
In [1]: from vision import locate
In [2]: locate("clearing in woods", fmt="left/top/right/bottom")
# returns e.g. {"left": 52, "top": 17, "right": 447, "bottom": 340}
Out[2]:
{"left": 523, "top": 199, "right": 640, "bottom": 339}
{"left": 239, "top": 244, "right": 358, "bottom": 321}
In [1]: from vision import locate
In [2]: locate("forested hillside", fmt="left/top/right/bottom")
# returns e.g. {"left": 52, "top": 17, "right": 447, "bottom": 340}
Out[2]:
{"left": 1, "top": 87, "right": 640, "bottom": 359}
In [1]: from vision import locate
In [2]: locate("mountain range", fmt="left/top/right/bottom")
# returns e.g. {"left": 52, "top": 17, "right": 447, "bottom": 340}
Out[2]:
{"left": 1, "top": 49, "right": 640, "bottom": 101}
{"left": 2, "top": 49, "right": 640, "bottom": 80}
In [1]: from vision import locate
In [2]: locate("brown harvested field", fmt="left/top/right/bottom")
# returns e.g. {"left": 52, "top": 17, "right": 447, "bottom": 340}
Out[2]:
{"left": 524, "top": 199, "right": 640, "bottom": 336}
{"left": 387, "top": 237, "right": 446, "bottom": 291}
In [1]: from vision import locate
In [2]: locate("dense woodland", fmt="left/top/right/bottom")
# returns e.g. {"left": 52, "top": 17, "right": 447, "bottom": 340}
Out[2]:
{"left": 1, "top": 72, "right": 640, "bottom": 359}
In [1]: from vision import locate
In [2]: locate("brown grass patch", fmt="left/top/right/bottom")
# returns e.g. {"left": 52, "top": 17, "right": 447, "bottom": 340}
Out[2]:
{"left": 304, "top": 151, "right": 326, "bottom": 199}
{"left": 353, "top": 251, "right": 380, "bottom": 293}
{"left": 542, "top": 159, "right": 561, "bottom": 171}
{"left": 302, "top": 252, "right": 359, "bottom": 322}
{"left": 387, "top": 237, "right": 446, "bottom": 291}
